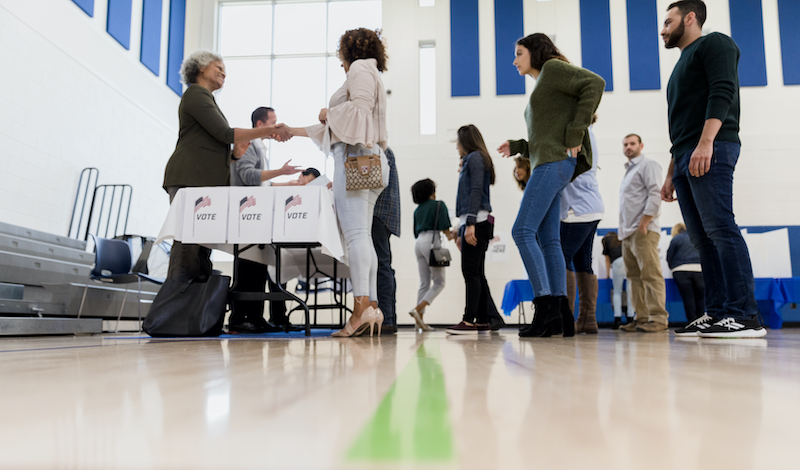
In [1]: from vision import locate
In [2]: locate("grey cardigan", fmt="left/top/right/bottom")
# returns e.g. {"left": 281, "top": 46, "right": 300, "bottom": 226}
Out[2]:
{"left": 231, "top": 140, "right": 267, "bottom": 187}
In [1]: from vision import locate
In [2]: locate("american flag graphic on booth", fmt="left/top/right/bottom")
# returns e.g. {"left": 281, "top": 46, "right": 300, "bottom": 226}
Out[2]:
{"left": 194, "top": 196, "right": 211, "bottom": 212}
{"left": 239, "top": 196, "right": 256, "bottom": 213}
{"left": 285, "top": 195, "right": 302, "bottom": 212}
{"left": 283, "top": 195, "right": 302, "bottom": 236}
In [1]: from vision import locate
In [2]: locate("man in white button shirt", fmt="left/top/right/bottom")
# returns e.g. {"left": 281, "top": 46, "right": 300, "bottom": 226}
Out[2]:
{"left": 618, "top": 134, "right": 669, "bottom": 332}
{"left": 229, "top": 107, "right": 301, "bottom": 333}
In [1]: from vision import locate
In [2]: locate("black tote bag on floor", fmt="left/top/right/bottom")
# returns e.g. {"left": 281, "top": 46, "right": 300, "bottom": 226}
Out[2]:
{"left": 142, "top": 275, "right": 230, "bottom": 337}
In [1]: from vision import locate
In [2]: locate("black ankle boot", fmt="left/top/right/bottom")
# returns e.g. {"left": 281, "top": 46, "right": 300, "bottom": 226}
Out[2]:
{"left": 559, "top": 296, "right": 575, "bottom": 337}
{"left": 613, "top": 317, "right": 621, "bottom": 330}
{"left": 520, "top": 296, "right": 564, "bottom": 338}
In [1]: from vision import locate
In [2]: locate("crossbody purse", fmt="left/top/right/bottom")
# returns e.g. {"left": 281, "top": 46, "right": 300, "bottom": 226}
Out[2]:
{"left": 429, "top": 201, "right": 452, "bottom": 267}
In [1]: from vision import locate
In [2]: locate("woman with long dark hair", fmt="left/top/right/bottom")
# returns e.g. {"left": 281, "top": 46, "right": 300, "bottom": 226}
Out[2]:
{"left": 498, "top": 33, "right": 605, "bottom": 338}
{"left": 446, "top": 125, "right": 496, "bottom": 335}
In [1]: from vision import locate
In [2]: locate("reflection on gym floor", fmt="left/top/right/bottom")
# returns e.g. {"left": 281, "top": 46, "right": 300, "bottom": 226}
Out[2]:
{"left": 1, "top": 330, "right": 798, "bottom": 469}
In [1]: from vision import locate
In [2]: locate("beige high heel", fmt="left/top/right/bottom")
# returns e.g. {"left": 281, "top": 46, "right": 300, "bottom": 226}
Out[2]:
{"left": 368, "top": 308, "right": 384, "bottom": 337}
{"left": 332, "top": 307, "right": 375, "bottom": 338}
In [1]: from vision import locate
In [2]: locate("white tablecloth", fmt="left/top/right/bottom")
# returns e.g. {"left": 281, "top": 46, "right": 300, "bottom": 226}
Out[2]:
{"left": 156, "top": 186, "right": 349, "bottom": 280}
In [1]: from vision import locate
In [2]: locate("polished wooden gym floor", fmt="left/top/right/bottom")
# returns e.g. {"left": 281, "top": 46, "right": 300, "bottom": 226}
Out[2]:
{"left": 1, "top": 328, "right": 799, "bottom": 470}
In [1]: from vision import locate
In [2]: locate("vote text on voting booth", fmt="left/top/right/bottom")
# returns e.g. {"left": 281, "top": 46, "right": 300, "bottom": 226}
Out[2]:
{"left": 180, "top": 187, "right": 229, "bottom": 244}
{"left": 227, "top": 187, "right": 274, "bottom": 244}
{"left": 272, "top": 186, "right": 322, "bottom": 243}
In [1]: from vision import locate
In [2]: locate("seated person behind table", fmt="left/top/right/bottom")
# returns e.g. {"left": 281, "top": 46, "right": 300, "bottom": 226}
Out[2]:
{"left": 273, "top": 167, "right": 320, "bottom": 186}
{"left": 228, "top": 106, "right": 301, "bottom": 334}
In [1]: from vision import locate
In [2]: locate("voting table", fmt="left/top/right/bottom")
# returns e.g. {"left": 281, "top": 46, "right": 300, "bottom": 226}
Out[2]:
{"left": 156, "top": 186, "right": 347, "bottom": 336}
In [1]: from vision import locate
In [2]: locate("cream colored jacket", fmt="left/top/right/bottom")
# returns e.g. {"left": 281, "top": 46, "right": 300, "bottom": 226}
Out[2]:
{"left": 305, "top": 58, "right": 387, "bottom": 154}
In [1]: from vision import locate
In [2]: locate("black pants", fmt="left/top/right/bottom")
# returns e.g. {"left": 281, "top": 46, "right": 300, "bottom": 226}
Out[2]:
{"left": 230, "top": 259, "right": 287, "bottom": 324}
{"left": 461, "top": 221, "right": 492, "bottom": 324}
{"left": 560, "top": 220, "right": 600, "bottom": 273}
{"left": 673, "top": 270, "right": 705, "bottom": 323}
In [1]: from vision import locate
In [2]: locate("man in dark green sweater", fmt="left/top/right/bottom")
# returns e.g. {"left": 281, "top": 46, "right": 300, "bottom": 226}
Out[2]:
{"left": 659, "top": 0, "right": 765, "bottom": 338}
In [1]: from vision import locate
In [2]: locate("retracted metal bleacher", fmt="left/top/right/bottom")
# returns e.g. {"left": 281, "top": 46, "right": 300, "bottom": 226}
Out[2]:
{"left": 0, "top": 168, "right": 162, "bottom": 335}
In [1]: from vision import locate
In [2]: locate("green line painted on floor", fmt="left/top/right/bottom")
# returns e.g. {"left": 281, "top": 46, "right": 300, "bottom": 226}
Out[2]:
{"left": 346, "top": 339, "right": 453, "bottom": 463}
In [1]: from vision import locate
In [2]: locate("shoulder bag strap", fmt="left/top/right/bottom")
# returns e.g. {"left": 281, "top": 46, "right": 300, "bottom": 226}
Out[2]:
{"left": 432, "top": 201, "right": 442, "bottom": 245}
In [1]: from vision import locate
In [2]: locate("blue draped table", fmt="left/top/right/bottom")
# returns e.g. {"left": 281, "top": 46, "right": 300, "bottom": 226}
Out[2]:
{"left": 501, "top": 277, "right": 800, "bottom": 328}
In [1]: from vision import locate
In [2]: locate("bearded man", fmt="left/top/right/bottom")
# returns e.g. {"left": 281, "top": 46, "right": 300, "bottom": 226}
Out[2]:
{"left": 659, "top": 0, "right": 765, "bottom": 338}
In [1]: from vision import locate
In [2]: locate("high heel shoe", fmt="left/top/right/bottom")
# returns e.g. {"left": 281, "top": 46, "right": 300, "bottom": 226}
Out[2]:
{"left": 366, "top": 308, "right": 384, "bottom": 337}
{"left": 332, "top": 307, "right": 376, "bottom": 338}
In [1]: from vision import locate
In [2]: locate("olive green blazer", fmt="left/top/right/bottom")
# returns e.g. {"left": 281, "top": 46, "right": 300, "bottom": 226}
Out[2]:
{"left": 163, "top": 84, "right": 235, "bottom": 191}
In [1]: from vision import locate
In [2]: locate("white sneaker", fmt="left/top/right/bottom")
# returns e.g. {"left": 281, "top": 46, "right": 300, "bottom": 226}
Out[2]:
{"left": 674, "top": 314, "right": 714, "bottom": 337}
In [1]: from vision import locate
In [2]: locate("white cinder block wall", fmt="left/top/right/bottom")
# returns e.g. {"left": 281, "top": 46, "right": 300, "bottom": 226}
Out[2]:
{"left": 2, "top": 0, "right": 797, "bottom": 325}
{"left": 0, "top": 0, "right": 180, "bottom": 238}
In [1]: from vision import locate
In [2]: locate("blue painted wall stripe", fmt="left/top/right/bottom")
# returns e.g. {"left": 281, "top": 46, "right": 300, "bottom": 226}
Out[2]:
{"left": 167, "top": 0, "right": 186, "bottom": 96}
{"left": 140, "top": 0, "right": 162, "bottom": 76}
{"left": 729, "top": 0, "right": 768, "bottom": 86}
{"left": 494, "top": 0, "right": 525, "bottom": 95}
{"left": 107, "top": 0, "right": 133, "bottom": 50}
{"left": 72, "top": 0, "right": 94, "bottom": 17}
{"left": 777, "top": 0, "right": 800, "bottom": 85}
{"left": 579, "top": 0, "right": 614, "bottom": 91}
{"left": 626, "top": 0, "right": 660, "bottom": 90}
{"left": 450, "top": 0, "right": 480, "bottom": 97}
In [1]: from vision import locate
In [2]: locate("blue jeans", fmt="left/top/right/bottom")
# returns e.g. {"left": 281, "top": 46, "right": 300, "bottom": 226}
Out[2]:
{"left": 512, "top": 158, "right": 577, "bottom": 297}
{"left": 672, "top": 141, "right": 758, "bottom": 320}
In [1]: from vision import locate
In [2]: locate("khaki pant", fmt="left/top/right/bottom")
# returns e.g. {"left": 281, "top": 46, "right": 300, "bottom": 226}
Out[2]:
{"left": 622, "top": 230, "right": 668, "bottom": 326}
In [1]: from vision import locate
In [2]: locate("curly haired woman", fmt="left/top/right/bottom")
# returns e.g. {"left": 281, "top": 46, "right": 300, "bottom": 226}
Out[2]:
{"left": 287, "top": 29, "right": 389, "bottom": 337}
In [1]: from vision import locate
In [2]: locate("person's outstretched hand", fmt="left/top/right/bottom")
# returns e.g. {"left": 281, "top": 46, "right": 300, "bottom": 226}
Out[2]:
{"left": 280, "top": 159, "right": 302, "bottom": 176}
{"left": 272, "top": 124, "right": 293, "bottom": 142}
{"left": 497, "top": 141, "right": 511, "bottom": 157}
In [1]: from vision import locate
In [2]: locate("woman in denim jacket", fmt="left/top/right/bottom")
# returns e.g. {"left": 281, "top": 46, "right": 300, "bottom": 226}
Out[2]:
{"left": 446, "top": 125, "right": 496, "bottom": 335}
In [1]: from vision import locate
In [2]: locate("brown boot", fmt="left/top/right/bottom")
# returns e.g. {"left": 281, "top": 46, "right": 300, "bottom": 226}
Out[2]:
{"left": 576, "top": 272, "right": 599, "bottom": 334}
{"left": 566, "top": 270, "right": 578, "bottom": 331}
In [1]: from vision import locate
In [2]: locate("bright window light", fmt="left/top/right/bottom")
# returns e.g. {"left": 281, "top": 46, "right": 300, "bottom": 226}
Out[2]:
{"left": 216, "top": 1, "right": 382, "bottom": 177}
{"left": 419, "top": 44, "right": 436, "bottom": 135}
{"left": 420, "top": 0, "right": 435, "bottom": 6}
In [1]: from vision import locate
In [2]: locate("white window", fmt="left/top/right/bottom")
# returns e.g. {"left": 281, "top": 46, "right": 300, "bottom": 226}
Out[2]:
{"left": 217, "top": 0, "right": 382, "bottom": 180}
{"left": 419, "top": 42, "right": 436, "bottom": 135}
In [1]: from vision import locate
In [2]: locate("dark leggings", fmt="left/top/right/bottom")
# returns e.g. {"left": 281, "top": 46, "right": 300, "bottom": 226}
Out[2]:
{"left": 461, "top": 221, "right": 493, "bottom": 324}
{"left": 560, "top": 220, "right": 600, "bottom": 273}
{"left": 672, "top": 270, "right": 705, "bottom": 323}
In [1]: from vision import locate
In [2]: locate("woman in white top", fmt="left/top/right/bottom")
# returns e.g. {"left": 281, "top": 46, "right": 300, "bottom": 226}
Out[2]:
{"left": 288, "top": 28, "right": 389, "bottom": 337}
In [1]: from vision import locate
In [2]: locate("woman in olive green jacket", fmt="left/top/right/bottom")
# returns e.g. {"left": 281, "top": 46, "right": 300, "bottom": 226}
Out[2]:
{"left": 162, "top": 50, "right": 291, "bottom": 283}
{"left": 498, "top": 34, "right": 605, "bottom": 338}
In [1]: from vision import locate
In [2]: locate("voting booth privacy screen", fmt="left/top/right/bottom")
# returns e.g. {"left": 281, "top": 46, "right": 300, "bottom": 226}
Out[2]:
{"left": 181, "top": 187, "right": 229, "bottom": 244}
{"left": 228, "top": 187, "right": 274, "bottom": 244}
{"left": 272, "top": 187, "right": 322, "bottom": 243}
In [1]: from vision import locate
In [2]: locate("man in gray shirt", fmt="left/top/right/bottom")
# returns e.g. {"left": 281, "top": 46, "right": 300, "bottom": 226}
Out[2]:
{"left": 618, "top": 134, "right": 668, "bottom": 332}
{"left": 231, "top": 107, "right": 301, "bottom": 187}
{"left": 228, "top": 107, "right": 301, "bottom": 333}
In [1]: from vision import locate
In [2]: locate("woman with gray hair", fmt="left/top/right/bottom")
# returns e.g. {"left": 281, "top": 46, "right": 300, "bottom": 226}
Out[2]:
{"left": 161, "top": 50, "right": 292, "bottom": 291}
